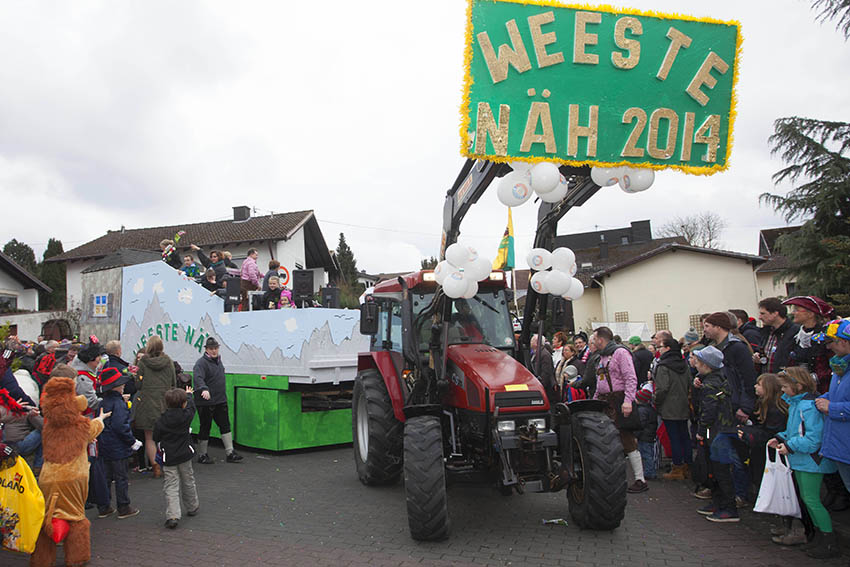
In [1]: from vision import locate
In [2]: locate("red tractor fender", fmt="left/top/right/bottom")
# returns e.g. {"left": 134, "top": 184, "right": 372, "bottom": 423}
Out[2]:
{"left": 357, "top": 351, "right": 407, "bottom": 422}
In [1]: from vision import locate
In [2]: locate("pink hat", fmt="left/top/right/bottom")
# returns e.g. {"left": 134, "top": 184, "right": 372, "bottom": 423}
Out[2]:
{"left": 782, "top": 296, "right": 834, "bottom": 318}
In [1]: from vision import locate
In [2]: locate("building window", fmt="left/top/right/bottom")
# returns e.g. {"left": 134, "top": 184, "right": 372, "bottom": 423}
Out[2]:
{"left": 654, "top": 312, "right": 670, "bottom": 332}
{"left": 0, "top": 294, "right": 17, "bottom": 313}
{"left": 614, "top": 311, "right": 629, "bottom": 322}
{"left": 580, "top": 262, "right": 592, "bottom": 268}
{"left": 689, "top": 314, "right": 702, "bottom": 330}
{"left": 93, "top": 294, "right": 108, "bottom": 318}
{"left": 785, "top": 282, "right": 797, "bottom": 297}
{"left": 621, "top": 236, "right": 629, "bottom": 245}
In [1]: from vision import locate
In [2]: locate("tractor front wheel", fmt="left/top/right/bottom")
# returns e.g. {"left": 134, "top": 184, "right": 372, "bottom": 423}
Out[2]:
{"left": 566, "top": 411, "right": 626, "bottom": 530}
{"left": 352, "top": 369, "right": 402, "bottom": 485}
{"left": 403, "top": 415, "right": 449, "bottom": 540}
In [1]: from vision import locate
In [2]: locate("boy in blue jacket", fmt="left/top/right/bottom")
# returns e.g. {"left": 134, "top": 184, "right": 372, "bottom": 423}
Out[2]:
{"left": 97, "top": 367, "right": 142, "bottom": 518}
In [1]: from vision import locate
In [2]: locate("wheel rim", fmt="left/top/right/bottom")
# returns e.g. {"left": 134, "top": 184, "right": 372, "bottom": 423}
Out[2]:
{"left": 356, "top": 393, "right": 369, "bottom": 462}
{"left": 569, "top": 435, "right": 586, "bottom": 504}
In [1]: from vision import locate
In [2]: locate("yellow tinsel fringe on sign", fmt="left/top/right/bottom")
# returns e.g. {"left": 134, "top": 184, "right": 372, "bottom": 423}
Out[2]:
{"left": 458, "top": 0, "right": 743, "bottom": 177}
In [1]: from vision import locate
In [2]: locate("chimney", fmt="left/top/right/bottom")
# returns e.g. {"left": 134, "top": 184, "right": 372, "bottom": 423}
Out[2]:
{"left": 630, "top": 220, "right": 652, "bottom": 243}
{"left": 233, "top": 206, "right": 251, "bottom": 222}
{"left": 599, "top": 234, "right": 608, "bottom": 259}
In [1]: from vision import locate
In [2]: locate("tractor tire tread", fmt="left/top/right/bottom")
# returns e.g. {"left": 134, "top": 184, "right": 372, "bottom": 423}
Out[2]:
{"left": 403, "top": 415, "right": 449, "bottom": 541}
{"left": 353, "top": 369, "right": 403, "bottom": 485}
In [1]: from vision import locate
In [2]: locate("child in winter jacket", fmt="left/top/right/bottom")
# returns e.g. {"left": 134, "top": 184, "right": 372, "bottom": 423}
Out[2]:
{"left": 634, "top": 382, "right": 658, "bottom": 480}
{"left": 692, "top": 346, "right": 739, "bottom": 523}
{"left": 153, "top": 387, "right": 199, "bottom": 529}
{"left": 769, "top": 367, "right": 839, "bottom": 559}
{"left": 97, "top": 367, "right": 142, "bottom": 518}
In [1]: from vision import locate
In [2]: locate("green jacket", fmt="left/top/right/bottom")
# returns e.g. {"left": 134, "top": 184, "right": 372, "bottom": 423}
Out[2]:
{"left": 133, "top": 353, "right": 177, "bottom": 430}
{"left": 653, "top": 351, "right": 691, "bottom": 421}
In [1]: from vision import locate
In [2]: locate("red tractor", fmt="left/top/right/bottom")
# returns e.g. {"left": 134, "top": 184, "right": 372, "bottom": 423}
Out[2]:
{"left": 353, "top": 160, "right": 626, "bottom": 540}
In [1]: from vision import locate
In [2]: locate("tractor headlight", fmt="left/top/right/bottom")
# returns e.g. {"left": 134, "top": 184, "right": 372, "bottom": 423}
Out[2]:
{"left": 497, "top": 420, "right": 516, "bottom": 433}
{"left": 528, "top": 418, "right": 546, "bottom": 431}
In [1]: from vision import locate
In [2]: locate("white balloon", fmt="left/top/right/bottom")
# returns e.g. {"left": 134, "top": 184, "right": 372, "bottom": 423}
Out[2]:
{"left": 569, "top": 263, "right": 578, "bottom": 276}
{"left": 530, "top": 162, "right": 560, "bottom": 194}
{"left": 551, "top": 247, "right": 576, "bottom": 272}
{"left": 461, "top": 279, "right": 478, "bottom": 299}
{"left": 445, "top": 243, "right": 470, "bottom": 268}
{"left": 563, "top": 277, "right": 584, "bottom": 300}
{"left": 509, "top": 160, "right": 531, "bottom": 173}
{"left": 433, "top": 260, "right": 454, "bottom": 285}
{"left": 540, "top": 174, "right": 569, "bottom": 203}
{"left": 590, "top": 166, "right": 624, "bottom": 187}
{"left": 526, "top": 248, "right": 552, "bottom": 271}
{"left": 530, "top": 271, "right": 550, "bottom": 295}
{"left": 442, "top": 271, "right": 468, "bottom": 298}
{"left": 619, "top": 168, "right": 655, "bottom": 193}
{"left": 464, "top": 256, "right": 492, "bottom": 281}
{"left": 547, "top": 270, "right": 571, "bottom": 296}
{"left": 497, "top": 171, "right": 533, "bottom": 207}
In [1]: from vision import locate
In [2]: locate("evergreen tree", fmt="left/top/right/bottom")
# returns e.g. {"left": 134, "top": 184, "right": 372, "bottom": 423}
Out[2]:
{"left": 759, "top": 0, "right": 850, "bottom": 314}
{"left": 38, "top": 238, "right": 66, "bottom": 310}
{"left": 3, "top": 239, "right": 37, "bottom": 274}
{"left": 335, "top": 232, "right": 358, "bottom": 284}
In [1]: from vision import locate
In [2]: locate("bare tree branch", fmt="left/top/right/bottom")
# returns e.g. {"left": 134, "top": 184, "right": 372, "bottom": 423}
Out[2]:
{"left": 657, "top": 212, "right": 727, "bottom": 249}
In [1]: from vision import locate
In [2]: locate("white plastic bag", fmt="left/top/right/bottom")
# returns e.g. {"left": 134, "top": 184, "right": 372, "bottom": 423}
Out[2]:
{"left": 753, "top": 446, "right": 801, "bottom": 518}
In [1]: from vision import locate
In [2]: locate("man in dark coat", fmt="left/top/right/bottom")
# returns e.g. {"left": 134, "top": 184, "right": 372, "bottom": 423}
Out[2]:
{"left": 530, "top": 334, "right": 558, "bottom": 407}
{"left": 730, "top": 309, "right": 762, "bottom": 352}
{"left": 628, "top": 337, "right": 653, "bottom": 386}
{"left": 103, "top": 340, "right": 135, "bottom": 396}
{"left": 193, "top": 337, "right": 242, "bottom": 464}
{"left": 756, "top": 297, "right": 800, "bottom": 373}
{"left": 703, "top": 311, "right": 757, "bottom": 505}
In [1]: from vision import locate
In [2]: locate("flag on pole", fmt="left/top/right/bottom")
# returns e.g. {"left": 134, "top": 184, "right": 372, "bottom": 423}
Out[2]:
{"left": 493, "top": 209, "right": 515, "bottom": 270}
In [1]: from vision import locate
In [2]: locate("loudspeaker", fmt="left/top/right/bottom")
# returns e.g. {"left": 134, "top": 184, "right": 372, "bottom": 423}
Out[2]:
{"left": 292, "top": 270, "right": 314, "bottom": 299}
{"left": 223, "top": 277, "right": 241, "bottom": 312}
{"left": 321, "top": 287, "right": 340, "bottom": 309}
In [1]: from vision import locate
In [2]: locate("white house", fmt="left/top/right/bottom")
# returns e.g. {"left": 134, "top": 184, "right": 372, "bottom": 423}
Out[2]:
{"left": 0, "top": 250, "right": 51, "bottom": 313}
{"left": 47, "top": 207, "right": 339, "bottom": 310}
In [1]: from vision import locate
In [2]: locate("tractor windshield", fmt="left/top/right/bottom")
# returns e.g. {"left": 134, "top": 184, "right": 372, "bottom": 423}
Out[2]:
{"left": 448, "top": 291, "right": 514, "bottom": 348}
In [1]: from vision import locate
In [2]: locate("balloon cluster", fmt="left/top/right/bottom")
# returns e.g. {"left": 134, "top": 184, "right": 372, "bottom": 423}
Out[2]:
{"left": 496, "top": 161, "right": 569, "bottom": 208}
{"left": 590, "top": 166, "right": 655, "bottom": 193}
{"left": 526, "top": 247, "right": 584, "bottom": 301}
{"left": 434, "top": 243, "right": 493, "bottom": 299}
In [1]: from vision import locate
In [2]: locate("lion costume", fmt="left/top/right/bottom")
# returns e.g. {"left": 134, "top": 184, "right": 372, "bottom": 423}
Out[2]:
{"left": 30, "top": 377, "right": 103, "bottom": 567}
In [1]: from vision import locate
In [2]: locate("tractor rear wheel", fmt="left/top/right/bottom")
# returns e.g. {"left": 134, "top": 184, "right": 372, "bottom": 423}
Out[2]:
{"left": 352, "top": 369, "right": 402, "bottom": 485}
{"left": 566, "top": 411, "right": 626, "bottom": 530}
{"left": 403, "top": 415, "right": 449, "bottom": 541}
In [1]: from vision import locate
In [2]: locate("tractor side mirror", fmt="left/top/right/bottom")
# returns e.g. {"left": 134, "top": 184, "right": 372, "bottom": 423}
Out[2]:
{"left": 359, "top": 301, "right": 379, "bottom": 335}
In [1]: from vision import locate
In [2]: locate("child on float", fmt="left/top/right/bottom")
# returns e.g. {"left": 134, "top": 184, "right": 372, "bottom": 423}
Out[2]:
{"left": 768, "top": 366, "right": 839, "bottom": 559}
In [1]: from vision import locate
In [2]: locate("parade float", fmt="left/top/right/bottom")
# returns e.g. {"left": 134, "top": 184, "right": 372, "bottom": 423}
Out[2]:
{"left": 119, "top": 261, "right": 367, "bottom": 450}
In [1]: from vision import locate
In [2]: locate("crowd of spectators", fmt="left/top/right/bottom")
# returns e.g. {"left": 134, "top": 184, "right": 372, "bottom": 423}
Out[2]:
{"left": 541, "top": 296, "right": 849, "bottom": 559}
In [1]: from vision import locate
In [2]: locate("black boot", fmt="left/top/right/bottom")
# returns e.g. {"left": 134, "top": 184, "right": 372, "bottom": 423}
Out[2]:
{"left": 799, "top": 528, "right": 821, "bottom": 551}
{"left": 805, "top": 530, "right": 840, "bottom": 559}
{"left": 824, "top": 473, "right": 850, "bottom": 512}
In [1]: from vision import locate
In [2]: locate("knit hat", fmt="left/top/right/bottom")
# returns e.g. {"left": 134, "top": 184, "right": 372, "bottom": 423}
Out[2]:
{"left": 563, "top": 365, "right": 579, "bottom": 381}
{"left": 693, "top": 345, "right": 724, "bottom": 369}
{"left": 97, "top": 367, "right": 131, "bottom": 394}
{"left": 683, "top": 328, "right": 700, "bottom": 344}
{"left": 704, "top": 312, "right": 733, "bottom": 331}
{"left": 782, "top": 296, "right": 835, "bottom": 319}
{"left": 574, "top": 331, "right": 588, "bottom": 343}
{"left": 204, "top": 336, "right": 220, "bottom": 349}
{"left": 77, "top": 336, "right": 105, "bottom": 363}
{"left": 813, "top": 318, "right": 850, "bottom": 343}
{"left": 628, "top": 336, "right": 642, "bottom": 346}
{"left": 635, "top": 382, "right": 654, "bottom": 404}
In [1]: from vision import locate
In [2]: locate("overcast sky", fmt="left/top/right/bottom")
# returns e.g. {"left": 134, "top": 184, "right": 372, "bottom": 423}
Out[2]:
{"left": 2, "top": 0, "right": 849, "bottom": 274}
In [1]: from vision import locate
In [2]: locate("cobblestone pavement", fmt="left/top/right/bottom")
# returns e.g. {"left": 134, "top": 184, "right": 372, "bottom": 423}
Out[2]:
{"left": 5, "top": 443, "right": 848, "bottom": 566}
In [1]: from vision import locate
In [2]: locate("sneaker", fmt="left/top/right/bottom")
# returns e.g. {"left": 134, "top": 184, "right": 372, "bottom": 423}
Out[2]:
{"left": 697, "top": 504, "right": 716, "bottom": 516}
{"left": 117, "top": 506, "right": 139, "bottom": 519}
{"left": 187, "top": 507, "right": 199, "bottom": 517}
{"left": 164, "top": 518, "right": 179, "bottom": 529}
{"left": 693, "top": 487, "right": 712, "bottom": 500}
{"left": 97, "top": 507, "right": 115, "bottom": 518}
{"left": 226, "top": 451, "right": 244, "bottom": 463}
{"left": 197, "top": 454, "right": 214, "bottom": 465}
{"left": 735, "top": 496, "right": 750, "bottom": 509}
{"left": 772, "top": 529, "right": 807, "bottom": 546}
{"left": 706, "top": 510, "right": 740, "bottom": 523}
{"left": 627, "top": 480, "right": 649, "bottom": 493}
